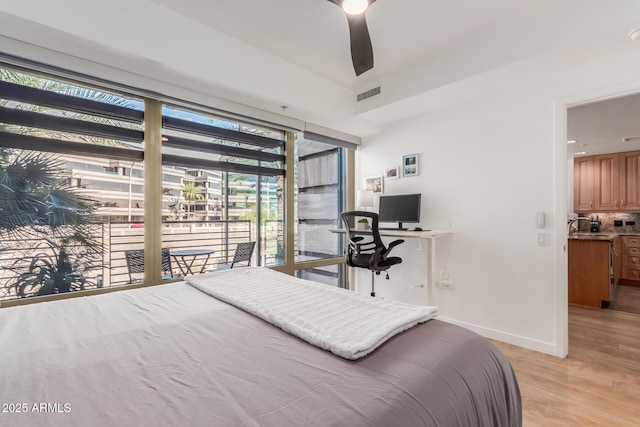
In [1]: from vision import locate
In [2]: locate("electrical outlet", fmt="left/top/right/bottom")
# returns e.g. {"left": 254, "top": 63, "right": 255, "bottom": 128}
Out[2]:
{"left": 437, "top": 281, "right": 454, "bottom": 290}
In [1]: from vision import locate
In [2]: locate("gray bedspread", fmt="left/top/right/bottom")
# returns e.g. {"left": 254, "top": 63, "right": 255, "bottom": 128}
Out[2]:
{"left": 0, "top": 281, "right": 521, "bottom": 427}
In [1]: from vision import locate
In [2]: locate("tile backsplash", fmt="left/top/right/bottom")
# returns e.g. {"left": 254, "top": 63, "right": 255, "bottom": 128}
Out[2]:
{"left": 577, "top": 212, "right": 640, "bottom": 233}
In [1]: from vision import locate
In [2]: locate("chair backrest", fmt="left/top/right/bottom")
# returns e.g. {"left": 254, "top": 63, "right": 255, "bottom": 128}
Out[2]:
{"left": 341, "top": 210, "right": 384, "bottom": 255}
{"left": 341, "top": 211, "right": 396, "bottom": 272}
{"left": 124, "top": 249, "right": 144, "bottom": 283}
{"left": 124, "top": 248, "right": 173, "bottom": 283}
{"left": 161, "top": 248, "right": 173, "bottom": 276}
{"left": 231, "top": 242, "right": 256, "bottom": 268}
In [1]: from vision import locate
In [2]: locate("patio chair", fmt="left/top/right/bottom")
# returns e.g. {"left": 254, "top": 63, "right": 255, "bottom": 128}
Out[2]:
{"left": 215, "top": 242, "right": 256, "bottom": 271}
{"left": 124, "top": 248, "right": 178, "bottom": 283}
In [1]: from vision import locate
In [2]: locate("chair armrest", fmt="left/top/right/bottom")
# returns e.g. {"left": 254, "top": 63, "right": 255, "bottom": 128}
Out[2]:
{"left": 386, "top": 239, "right": 404, "bottom": 253}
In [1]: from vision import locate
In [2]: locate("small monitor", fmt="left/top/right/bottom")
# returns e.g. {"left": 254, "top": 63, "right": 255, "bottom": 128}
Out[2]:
{"left": 378, "top": 193, "right": 421, "bottom": 230}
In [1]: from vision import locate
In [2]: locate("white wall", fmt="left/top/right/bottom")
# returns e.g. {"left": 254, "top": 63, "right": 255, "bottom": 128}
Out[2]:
{"left": 355, "top": 48, "right": 640, "bottom": 356}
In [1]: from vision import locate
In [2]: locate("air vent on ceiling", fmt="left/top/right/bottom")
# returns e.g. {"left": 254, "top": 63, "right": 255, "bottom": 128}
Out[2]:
{"left": 357, "top": 86, "right": 381, "bottom": 102}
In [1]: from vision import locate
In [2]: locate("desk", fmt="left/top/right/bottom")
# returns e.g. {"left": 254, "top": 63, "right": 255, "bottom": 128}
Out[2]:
{"left": 330, "top": 229, "right": 451, "bottom": 304}
{"left": 170, "top": 249, "right": 215, "bottom": 276}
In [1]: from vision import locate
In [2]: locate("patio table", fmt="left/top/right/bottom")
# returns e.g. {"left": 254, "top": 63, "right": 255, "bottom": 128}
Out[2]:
{"left": 170, "top": 249, "right": 214, "bottom": 276}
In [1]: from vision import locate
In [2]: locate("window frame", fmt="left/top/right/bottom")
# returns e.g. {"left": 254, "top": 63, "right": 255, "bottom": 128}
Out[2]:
{"left": 0, "top": 62, "right": 355, "bottom": 307}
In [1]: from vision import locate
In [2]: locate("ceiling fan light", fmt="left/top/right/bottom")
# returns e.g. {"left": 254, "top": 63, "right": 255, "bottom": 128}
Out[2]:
{"left": 342, "top": 0, "right": 369, "bottom": 15}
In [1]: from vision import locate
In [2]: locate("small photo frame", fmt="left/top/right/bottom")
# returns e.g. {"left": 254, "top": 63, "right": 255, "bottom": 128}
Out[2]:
{"left": 402, "top": 154, "right": 419, "bottom": 177}
{"left": 384, "top": 166, "right": 400, "bottom": 180}
{"left": 364, "top": 175, "right": 384, "bottom": 194}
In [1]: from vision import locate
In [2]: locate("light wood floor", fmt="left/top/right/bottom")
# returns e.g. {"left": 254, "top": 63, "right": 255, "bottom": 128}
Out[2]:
{"left": 492, "top": 305, "right": 640, "bottom": 427}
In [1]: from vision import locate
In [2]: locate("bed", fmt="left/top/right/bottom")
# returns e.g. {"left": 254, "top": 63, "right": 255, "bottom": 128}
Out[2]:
{"left": 0, "top": 267, "right": 521, "bottom": 426}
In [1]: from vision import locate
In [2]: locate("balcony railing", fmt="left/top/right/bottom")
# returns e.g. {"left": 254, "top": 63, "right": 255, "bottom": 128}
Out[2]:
{"left": 0, "top": 220, "right": 267, "bottom": 302}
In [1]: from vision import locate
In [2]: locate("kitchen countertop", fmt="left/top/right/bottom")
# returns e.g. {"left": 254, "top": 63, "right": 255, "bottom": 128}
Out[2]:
{"left": 568, "top": 231, "right": 640, "bottom": 240}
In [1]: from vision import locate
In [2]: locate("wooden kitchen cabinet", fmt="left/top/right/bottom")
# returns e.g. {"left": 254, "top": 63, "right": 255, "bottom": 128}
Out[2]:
{"left": 594, "top": 153, "right": 620, "bottom": 211}
{"left": 619, "top": 151, "right": 640, "bottom": 211}
{"left": 575, "top": 150, "right": 640, "bottom": 212}
{"left": 568, "top": 238, "right": 613, "bottom": 308}
{"left": 621, "top": 235, "right": 640, "bottom": 285}
{"left": 574, "top": 156, "right": 595, "bottom": 212}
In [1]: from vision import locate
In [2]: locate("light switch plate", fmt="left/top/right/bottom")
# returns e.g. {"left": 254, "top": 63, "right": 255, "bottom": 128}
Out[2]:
{"left": 537, "top": 232, "right": 548, "bottom": 246}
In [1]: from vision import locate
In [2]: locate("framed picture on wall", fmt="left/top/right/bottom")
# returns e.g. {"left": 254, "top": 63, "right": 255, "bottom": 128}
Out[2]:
{"left": 384, "top": 166, "right": 400, "bottom": 180}
{"left": 364, "top": 175, "right": 384, "bottom": 193}
{"left": 402, "top": 154, "right": 419, "bottom": 177}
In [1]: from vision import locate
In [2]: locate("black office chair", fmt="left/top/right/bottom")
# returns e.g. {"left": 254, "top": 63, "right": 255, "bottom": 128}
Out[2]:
{"left": 215, "top": 241, "right": 256, "bottom": 271}
{"left": 341, "top": 211, "right": 404, "bottom": 297}
{"left": 124, "top": 248, "right": 177, "bottom": 283}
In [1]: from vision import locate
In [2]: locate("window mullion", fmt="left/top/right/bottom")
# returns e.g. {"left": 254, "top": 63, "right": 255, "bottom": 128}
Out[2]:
{"left": 284, "top": 131, "right": 296, "bottom": 274}
{"left": 144, "top": 98, "right": 163, "bottom": 284}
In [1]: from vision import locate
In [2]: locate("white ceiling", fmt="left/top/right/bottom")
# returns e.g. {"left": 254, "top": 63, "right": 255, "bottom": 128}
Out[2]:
{"left": 1, "top": 0, "right": 640, "bottom": 137}
{"left": 148, "top": 0, "right": 553, "bottom": 88}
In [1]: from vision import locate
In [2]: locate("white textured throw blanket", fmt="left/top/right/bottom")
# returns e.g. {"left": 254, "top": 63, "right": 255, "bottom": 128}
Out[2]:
{"left": 186, "top": 267, "right": 438, "bottom": 360}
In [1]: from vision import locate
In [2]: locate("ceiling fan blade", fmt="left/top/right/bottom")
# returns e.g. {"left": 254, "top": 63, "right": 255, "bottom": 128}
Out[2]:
{"left": 345, "top": 13, "right": 374, "bottom": 76}
{"left": 325, "top": 0, "right": 377, "bottom": 76}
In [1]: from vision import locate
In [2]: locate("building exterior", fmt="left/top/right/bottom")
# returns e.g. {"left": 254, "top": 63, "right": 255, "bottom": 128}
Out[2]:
{"left": 61, "top": 154, "right": 278, "bottom": 224}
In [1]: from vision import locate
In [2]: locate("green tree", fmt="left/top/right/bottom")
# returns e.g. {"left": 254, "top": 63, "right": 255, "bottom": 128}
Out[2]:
{"left": 0, "top": 149, "right": 102, "bottom": 297}
{"left": 182, "top": 180, "right": 204, "bottom": 220}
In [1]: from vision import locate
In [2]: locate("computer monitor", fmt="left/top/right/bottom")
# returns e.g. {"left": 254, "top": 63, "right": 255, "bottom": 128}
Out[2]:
{"left": 378, "top": 193, "right": 421, "bottom": 230}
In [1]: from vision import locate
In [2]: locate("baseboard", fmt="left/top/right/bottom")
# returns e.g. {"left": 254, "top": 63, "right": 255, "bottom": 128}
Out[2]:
{"left": 436, "top": 316, "right": 562, "bottom": 357}
{"left": 618, "top": 279, "right": 640, "bottom": 288}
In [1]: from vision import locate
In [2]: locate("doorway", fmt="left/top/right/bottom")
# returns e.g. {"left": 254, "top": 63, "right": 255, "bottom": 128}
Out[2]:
{"left": 566, "top": 92, "right": 640, "bottom": 316}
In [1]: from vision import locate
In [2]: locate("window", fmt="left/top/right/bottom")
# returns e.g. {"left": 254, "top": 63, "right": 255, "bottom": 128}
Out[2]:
{"left": 293, "top": 133, "right": 351, "bottom": 287}
{"left": 160, "top": 104, "right": 285, "bottom": 273}
{"left": 0, "top": 60, "right": 354, "bottom": 304}
{"left": 0, "top": 64, "right": 145, "bottom": 300}
{"left": 295, "top": 264, "right": 345, "bottom": 287}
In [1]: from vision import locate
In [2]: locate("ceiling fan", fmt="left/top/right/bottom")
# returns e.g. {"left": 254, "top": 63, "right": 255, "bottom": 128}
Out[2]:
{"left": 326, "top": 0, "right": 377, "bottom": 76}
